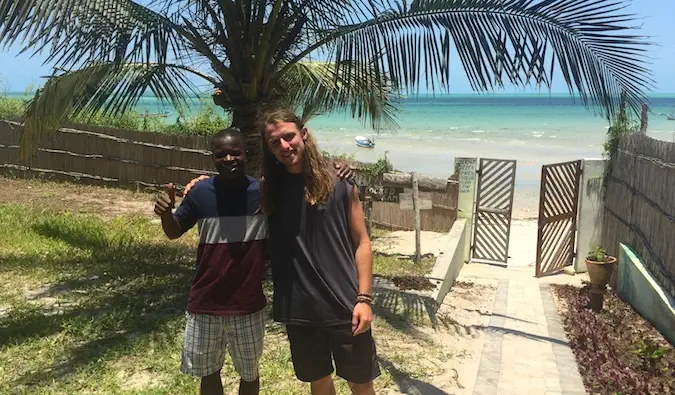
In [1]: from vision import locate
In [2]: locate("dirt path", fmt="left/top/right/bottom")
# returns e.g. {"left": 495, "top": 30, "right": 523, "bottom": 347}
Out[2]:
{"left": 2, "top": 177, "right": 159, "bottom": 218}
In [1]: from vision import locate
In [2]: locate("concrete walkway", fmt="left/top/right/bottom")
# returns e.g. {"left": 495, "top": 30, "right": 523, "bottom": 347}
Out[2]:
{"left": 461, "top": 264, "right": 588, "bottom": 395}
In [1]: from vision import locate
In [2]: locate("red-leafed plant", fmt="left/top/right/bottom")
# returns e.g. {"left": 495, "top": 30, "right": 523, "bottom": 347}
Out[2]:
{"left": 553, "top": 284, "right": 674, "bottom": 394}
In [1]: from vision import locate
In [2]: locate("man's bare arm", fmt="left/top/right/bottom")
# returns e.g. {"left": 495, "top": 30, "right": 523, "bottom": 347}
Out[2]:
{"left": 161, "top": 214, "right": 184, "bottom": 240}
{"left": 154, "top": 184, "right": 185, "bottom": 240}
{"left": 348, "top": 184, "right": 374, "bottom": 335}
{"left": 348, "top": 185, "right": 373, "bottom": 298}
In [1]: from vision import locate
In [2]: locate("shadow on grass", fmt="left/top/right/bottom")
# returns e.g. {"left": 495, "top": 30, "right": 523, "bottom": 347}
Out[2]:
{"left": 378, "top": 356, "right": 448, "bottom": 395}
{"left": 372, "top": 278, "right": 457, "bottom": 335}
{"left": 0, "top": 222, "right": 196, "bottom": 390}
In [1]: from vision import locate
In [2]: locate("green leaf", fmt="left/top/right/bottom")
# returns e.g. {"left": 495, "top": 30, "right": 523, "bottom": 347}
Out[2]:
{"left": 294, "top": 0, "right": 653, "bottom": 119}
{"left": 0, "top": 0, "right": 188, "bottom": 67}
{"left": 278, "top": 60, "right": 399, "bottom": 131}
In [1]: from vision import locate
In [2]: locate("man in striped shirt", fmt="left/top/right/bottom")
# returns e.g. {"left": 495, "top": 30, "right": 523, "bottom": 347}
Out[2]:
{"left": 154, "top": 128, "right": 266, "bottom": 395}
{"left": 157, "top": 128, "right": 353, "bottom": 395}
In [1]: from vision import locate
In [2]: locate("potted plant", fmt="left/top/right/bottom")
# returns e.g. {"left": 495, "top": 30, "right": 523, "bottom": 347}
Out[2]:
{"left": 585, "top": 246, "right": 617, "bottom": 288}
{"left": 585, "top": 246, "right": 617, "bottom": 311}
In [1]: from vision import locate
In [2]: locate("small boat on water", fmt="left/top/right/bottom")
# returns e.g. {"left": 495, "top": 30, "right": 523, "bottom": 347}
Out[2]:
{"left": 355, "top": 135, "right": 375, "bottom": 148}
{"left": 666, "top": 104, "right": 675, "bottom": 121}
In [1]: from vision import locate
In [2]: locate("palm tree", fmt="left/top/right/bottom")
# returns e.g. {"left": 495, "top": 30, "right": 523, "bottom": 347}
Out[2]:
{"left": 0, "top": 0, "right": 653, "bottom": 172}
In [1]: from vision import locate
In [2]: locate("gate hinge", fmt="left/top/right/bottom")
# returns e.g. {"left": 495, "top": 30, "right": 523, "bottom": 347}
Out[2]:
{"left": 572, "top": 252, "right": 577, "bottom": 257}
{"left": 476, "top": 169, "right": 481, "bottom": 176}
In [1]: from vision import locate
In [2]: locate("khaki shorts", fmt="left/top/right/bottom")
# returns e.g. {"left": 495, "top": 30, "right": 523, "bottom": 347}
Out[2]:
{"left": 180, "top": 310, "right": 265, "bottom": 381}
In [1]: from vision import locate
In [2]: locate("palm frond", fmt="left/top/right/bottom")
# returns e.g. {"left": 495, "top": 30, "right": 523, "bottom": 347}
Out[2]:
{"left": 278, "top": 61, "right": 399, "bottom": 130}
{"left": 289, "top": 0, "right": 381, "bottom": 32}
{"left": 292, "top": 0, "right": 653, "bottom": 119}
{"left": 19, "top": 62, "right": 202, "bottom": 162}
{"left": 0, "top": 0, "right": 187, "bottom": 68}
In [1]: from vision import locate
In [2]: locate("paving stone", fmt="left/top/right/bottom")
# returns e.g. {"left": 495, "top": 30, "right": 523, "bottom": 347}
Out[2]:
{"left": 545, "top": 377, "right": 562, "bottom": 389}
{"left": 474, "top": 384, "right": 497, "bottom": 395}
{"left": 472, "top": 280, "right": 589, "bottom": 395}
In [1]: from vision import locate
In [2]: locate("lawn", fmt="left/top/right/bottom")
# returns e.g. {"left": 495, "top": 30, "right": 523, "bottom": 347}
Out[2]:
{"left": 0, "top": 181, "right": 449, "bottom": 394}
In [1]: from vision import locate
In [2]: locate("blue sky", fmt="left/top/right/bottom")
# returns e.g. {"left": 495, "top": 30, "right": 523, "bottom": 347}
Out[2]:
{"left": 0, "top": 1, "right": 673, "bottom": 94}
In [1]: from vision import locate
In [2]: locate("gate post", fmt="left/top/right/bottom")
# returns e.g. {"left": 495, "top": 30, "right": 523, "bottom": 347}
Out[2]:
{"left": 455, "top": 157, "right": 477, "bottom": 262}
{"left": 574, "top": 159, "right": 608, "bottom": 273}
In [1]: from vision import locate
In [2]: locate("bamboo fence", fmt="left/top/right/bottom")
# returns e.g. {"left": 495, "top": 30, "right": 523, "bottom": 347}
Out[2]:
{"left": 370, "top": 184, "right": 458, "bottom": 232}
{"left": 0, "top": 120, "right": 458, "bottom": 232}
{"left": 602, "top": 131, "right": 675, "bottom": 298}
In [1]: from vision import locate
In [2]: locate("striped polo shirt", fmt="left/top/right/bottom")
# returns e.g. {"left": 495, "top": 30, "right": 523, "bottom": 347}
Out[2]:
{"left": 174, "top": 175, "right": 267, "bottom": 316}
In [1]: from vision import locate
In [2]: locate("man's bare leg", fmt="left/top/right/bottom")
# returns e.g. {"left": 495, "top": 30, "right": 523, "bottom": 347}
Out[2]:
{"left": 201, "top": 371, "right": 223, "bottom": 395}
{"left": 311, "top": 375, "right": 336, "bottom": 395}
{"left": 239, "top": 378, "right": 259, "bottom": 395}
{"left": 348, "top": 381, "right": 376, "bottom": 395}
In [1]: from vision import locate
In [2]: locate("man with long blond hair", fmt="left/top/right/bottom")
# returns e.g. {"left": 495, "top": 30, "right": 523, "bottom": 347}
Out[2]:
{"left": 184, "top": 111, "right": 377, "bottom": 394}
{"left": 261, "top": 109, "right": 379, "bottom": 395}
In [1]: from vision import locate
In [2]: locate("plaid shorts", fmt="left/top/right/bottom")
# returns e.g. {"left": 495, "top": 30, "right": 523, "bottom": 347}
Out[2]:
{"left": 180, "top": 309, "right": 266, "bottom": 381}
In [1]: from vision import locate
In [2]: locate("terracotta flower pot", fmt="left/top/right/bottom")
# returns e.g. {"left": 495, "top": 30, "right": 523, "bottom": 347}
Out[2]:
{"left": 585, "top": 256, "right": 617, "bottom": 288}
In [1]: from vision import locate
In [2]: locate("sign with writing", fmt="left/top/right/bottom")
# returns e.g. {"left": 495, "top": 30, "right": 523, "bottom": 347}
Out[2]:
{"left": 364, "top": 186, "right": 402, "bottom": 203}
{"left": 399, "top": 191, "right": 433, "bottom": 210}
{"left": 456, "top": 158, "right": 477, "bottom": 193}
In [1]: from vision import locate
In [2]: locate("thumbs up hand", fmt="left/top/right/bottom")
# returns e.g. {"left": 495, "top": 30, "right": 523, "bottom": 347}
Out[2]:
{"left": 154, "top": 183, "right": 176, "bottom": 217}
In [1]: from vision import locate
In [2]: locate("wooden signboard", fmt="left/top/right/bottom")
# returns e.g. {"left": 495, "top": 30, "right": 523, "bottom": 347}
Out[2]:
{"left": 365, "top": 186, "right": 403, "bottom": 203}
{"left": 399, "top": 190, "right": 432, "bottom": 210}
{"left": 358, "top": 170, "right": 449, "bottom": 262}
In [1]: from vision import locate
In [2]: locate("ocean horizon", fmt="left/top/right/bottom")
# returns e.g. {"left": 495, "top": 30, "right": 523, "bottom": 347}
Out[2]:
{"left": 5, "top": 91, "right": 675, "bottom": 190}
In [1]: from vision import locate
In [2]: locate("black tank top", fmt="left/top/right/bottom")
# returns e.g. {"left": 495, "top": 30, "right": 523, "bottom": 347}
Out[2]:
{"left": 268, "top": 171, "right": 358, "bottom": 326}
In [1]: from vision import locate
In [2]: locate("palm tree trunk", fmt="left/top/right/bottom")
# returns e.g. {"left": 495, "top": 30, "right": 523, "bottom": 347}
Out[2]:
{"left": 230, "top": 103, "right": 264, "bottom": 177}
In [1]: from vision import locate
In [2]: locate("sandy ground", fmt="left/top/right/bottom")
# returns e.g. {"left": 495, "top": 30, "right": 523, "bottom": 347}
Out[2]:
{"left": 506, "top": 219, "right": 538, "bottom": 267}
{"left": 512, "top": 189, "right": 540, "bottom": 220}
{"left": 372, "top": 218, "right": 540, "bottom": 264}
{"left": 429, "top": 277, "right": 499, "bottom": 395}
{"left": 372, "top": 230, "right": 451, "bottom": 257}
{"left": 381, "top": 277, "right": 499, "bottom": 395}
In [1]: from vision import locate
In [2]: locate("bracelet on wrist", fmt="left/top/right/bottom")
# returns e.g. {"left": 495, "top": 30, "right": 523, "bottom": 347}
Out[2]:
{"left": 357, "top": 296, "right": 373, "bottom": 305}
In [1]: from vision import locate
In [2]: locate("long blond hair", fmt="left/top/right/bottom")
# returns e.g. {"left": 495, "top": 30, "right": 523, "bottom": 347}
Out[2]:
{"left": 261, "top": 109, "right": 334, "bottom": 213}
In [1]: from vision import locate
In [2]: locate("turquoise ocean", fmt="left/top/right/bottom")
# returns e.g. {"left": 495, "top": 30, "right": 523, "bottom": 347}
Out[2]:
{"left": 6, "top": 92, "right": 675, "bottom": 209}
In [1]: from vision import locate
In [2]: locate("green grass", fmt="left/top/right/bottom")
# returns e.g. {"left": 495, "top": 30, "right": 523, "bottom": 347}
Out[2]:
{"left": 0, "top": 203, "right": 447, "bottom": 394}
{"left": 372, "top": 254, "right": 435, "bottom": 278}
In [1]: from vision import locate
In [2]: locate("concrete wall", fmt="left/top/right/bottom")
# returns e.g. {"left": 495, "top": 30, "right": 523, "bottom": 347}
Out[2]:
{"left": 427, "top": 219, "right": 470, "bottom": 305}
{"left": 574, "top": 159, "right": 607, "bottom": 273}
{"left": 454, "top": 158, "right": 477, "bottom": 263}
{"left": 616, "top": 243, "right": 675, "bottom": 346}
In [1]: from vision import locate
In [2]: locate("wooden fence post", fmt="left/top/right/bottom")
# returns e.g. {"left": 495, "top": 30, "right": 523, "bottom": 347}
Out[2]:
{"left": 412, "top": 172, "right": 421, "bottom": 262}
{"left": 640, "top": 104, "right": 649, "bottom": 133}
{"left": 368, "top": 200, "right": 374, "bottom": 236}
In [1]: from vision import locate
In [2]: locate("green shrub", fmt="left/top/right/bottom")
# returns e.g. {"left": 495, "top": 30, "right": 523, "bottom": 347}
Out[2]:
{"left": 0, "top": 75, "right": 28, "bottom": 119}
{"left": 0, "top": 96, "right": 24, "bottom": 119}
{"left": 70, "top": 101, "right": 229, "bottom": 136}
{"left": 163, "top": 101, "right": 230, "bottom": 136}
{"left": 0, "top": 74, "right": 229, "bottom": 136}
